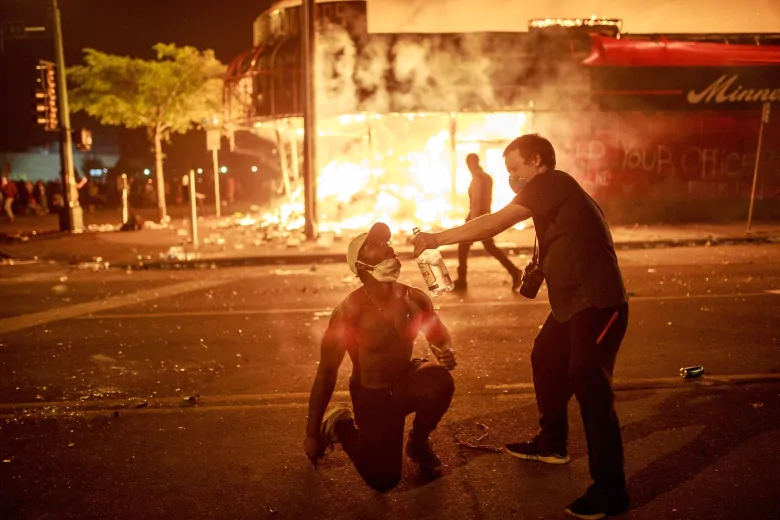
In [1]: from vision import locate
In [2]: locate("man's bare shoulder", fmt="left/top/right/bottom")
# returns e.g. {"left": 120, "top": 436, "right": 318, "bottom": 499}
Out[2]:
{"left": 402, "top": 284, "right": 434, "bottom": 310}
{"left": 330, "top": 287, "right": 365, "bottom": 322}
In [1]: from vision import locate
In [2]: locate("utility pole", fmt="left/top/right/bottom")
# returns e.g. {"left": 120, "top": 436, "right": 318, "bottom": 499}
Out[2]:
{"left": 206, "top": 122, "right": 222, "bottom": 218}
{"left": 746, "top": 102, "right": 771, "bottom": 233}
{"left": 52, "top": 0, "right": 83, "bottom": 232}
{"left": 301, "top": 0, "right": 317, "bottom": 240}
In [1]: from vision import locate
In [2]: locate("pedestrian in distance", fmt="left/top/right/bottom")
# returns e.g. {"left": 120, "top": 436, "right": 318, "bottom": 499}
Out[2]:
{"left": 1, "top": 175, "right": 18, "bottom": 222}
{"left": 414, "top": 134, "right": 630, "bottom": 519}
{"left": 454, "top": 153, "right": 523, "bottom": 293}
{"left": 304, "top": 222, "right": 457, "bottom": 492}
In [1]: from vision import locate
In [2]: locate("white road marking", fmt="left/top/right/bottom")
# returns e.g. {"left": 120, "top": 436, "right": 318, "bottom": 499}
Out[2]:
{"left": 487, "top": 373, "right": 780, "bottom": 393}
{"left": 2, "top": 372, "right": 779, "bottom": 418}
{"left": 0, "top": 277, "right": 239, "bottom": 335}
{"left": 0, "top": 270, "right": 70, "bottom": 283}
{"left": 77, "top": 291, "right": 779, "bottom": 320}
{"left": 766, "top": 289, "right": 780, "bottom": 295}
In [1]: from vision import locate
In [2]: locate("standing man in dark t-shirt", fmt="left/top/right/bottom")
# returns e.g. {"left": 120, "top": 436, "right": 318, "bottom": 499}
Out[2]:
{"left": 414, "top": 134, "right": 630, "bottom": 519}
{"left": 454, "top": 153, "right": 522, "bottom": 292}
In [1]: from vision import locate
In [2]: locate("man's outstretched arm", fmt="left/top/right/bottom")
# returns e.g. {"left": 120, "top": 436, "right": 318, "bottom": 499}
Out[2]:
{"left": 414, "top": 203, "right": 532, "bottom": 257}
{"left": 305, "top": 306, "right": 350, "bottom": 439}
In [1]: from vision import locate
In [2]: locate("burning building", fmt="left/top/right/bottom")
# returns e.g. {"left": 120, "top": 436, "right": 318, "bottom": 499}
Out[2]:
{"left": 223, "top": 0, "right": 780, "bottom": 236}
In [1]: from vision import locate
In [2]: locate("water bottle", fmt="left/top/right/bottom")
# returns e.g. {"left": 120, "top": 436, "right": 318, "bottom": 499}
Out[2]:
{"left": 413, "top": 227, "right": 455, "bottom": 297}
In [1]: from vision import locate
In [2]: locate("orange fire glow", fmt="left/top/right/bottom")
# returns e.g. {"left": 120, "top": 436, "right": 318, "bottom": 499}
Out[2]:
{"left": 253, "top": 111, "right": 530, "bottom": 236}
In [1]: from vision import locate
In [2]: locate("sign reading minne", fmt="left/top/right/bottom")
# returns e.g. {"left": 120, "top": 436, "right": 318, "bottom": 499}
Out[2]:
{"left": 687, "top": 74, "right": 780, "bottom": 105}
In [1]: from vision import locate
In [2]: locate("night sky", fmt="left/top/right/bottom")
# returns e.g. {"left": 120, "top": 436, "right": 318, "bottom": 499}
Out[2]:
{"left": 0, "top": 0, "right": 273, "bottom": 165}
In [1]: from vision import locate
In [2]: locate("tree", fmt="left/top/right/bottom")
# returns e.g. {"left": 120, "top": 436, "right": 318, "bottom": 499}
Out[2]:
{"left": 68, "top": 43, "right": 225, "bottom": 221}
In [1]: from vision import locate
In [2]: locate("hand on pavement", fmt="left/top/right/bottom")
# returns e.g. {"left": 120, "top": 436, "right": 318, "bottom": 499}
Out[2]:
{"left": 304, "top": 435, "right": 323, "bottom": 467}
{"left": 413, "top": 232, "right": 439, "bottom": 258}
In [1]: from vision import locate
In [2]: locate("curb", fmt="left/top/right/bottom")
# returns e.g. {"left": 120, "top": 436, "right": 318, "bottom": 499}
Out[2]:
{"left": 0, "top": 234, "right": 777, "bottom": 270}
{"left": 114, "top": 234, "right": 780, "bottom": 270}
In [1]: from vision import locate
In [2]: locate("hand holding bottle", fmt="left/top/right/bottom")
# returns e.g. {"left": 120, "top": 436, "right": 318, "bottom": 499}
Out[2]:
{"left": 430, "top": 343, "right": 457, "bottom": 371}
{"left": 413, "top": 231, "right": 439, "bottom": 258}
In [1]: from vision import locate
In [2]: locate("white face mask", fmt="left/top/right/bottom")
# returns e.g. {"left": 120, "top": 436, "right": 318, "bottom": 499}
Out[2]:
{"left": 509, "top": 176, "right": 526, "bottom": 194}
{"left": 359, "top": 257, "right": 401, "bottom": 282}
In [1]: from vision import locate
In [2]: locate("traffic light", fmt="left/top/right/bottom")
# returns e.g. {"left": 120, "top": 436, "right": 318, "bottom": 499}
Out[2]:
{"left": 34, "top": 60, "right": 58, "bottom": 131}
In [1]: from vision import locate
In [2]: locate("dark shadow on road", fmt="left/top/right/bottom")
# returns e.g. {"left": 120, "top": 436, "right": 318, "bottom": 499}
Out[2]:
{"left": 621, "top": 384, "right": 779, "bottom": 509}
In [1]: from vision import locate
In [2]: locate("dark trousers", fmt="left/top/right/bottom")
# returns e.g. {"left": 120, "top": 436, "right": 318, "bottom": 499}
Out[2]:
{"left": 532, "top": 303, "right": 629, "bottom": 492}
{"left": 336, "top": 360, "right": 455, "bottom": 492}
{"left": 457, "top": 238, "right": 520, "bottom": 282}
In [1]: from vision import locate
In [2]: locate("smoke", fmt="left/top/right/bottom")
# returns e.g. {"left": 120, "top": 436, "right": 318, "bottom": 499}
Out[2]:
{"left": 354, "top": 37, "right": 391, "bottom": 112}
{"left": 315, "top": 22, "right": 358, "bottom": 117}
{"left": 315, "top": 24, "right": 515, "bottom": 117}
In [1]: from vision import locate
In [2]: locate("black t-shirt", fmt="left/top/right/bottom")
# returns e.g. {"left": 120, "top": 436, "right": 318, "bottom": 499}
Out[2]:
{"left": 512, "top": 170, "right": 627, "bottom": 322}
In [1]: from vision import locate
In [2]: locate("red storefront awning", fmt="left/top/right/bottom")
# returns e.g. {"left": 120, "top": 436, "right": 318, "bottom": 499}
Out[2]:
{"left": 583, "top": 35, "right": 780, "bottom": 111}
{"left": 583, "top": 34, "right": 780, "bottom": 67}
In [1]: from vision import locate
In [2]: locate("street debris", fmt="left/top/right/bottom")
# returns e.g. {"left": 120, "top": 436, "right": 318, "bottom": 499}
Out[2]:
{"left": 457, "top": 423, "right": 503, "bottom": 453}
{"left": 751, "top": 402, "right": 765, "bottom": 409}
{"left": 77, "top": 260, "right": 110, "bottom": 271}
{"left": 161, "top": 246, "right": 199, "bottom": 262}
{"left": 680, "top": 365, "right": 705, "bottom": 379}
{"left": 86, "top": 224, "right": 120, "bottom": 233}
{"left": 181, "top": 394, "right": 200, "bottom": 406}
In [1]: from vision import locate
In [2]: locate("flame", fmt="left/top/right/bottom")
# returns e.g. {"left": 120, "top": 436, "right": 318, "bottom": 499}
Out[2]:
{"left": 256, "top": 111, "right": 529, "bottom": 237}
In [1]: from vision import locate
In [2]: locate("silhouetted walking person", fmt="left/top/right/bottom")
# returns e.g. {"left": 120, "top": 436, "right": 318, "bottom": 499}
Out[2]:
{"left": 455, "top": 153, "right": 522, "bottom": 292}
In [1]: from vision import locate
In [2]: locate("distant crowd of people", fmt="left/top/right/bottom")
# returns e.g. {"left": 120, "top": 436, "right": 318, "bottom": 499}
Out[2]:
{"left": 1, "top": 162, "right": 245, "bottom": 224}
{"left": 0, "top": 175, "right": 111, "bottom": 223}
{"left": 1, "top": 177, "right": 62, "bottom": 222}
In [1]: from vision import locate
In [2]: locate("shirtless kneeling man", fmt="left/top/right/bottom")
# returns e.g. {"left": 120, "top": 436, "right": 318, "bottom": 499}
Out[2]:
{"left": 304, "top": 222, "right": 458, "bottom": 492}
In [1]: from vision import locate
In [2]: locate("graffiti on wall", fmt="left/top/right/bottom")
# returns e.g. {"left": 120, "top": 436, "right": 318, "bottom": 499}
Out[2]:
{"left": 533, "top": 111, "right": 780, "bottom": 196}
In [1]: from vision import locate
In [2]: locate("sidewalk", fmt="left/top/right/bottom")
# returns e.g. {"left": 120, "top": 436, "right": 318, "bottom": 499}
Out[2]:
{"left": 1, "top": 208, "right": 779, "bottom": 269}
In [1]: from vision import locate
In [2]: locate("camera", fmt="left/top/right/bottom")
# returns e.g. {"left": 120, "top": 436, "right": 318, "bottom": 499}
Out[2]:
{"left": 518, "top": 261, "right": 545, "bottom": 299}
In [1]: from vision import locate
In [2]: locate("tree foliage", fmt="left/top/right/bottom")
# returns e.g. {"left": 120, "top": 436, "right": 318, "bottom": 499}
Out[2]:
{"left": 68, "top": 43, "right": 225, "bottom": 220}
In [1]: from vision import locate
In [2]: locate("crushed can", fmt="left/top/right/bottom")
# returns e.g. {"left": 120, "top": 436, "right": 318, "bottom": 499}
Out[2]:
{"left": 413, "top": 227, "right": 455, "bottom": 297}
{"left": 680, "top": 365, "right": 704, "bottom": 379}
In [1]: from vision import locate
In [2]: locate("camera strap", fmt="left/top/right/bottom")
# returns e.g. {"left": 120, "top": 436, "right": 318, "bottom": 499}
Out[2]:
{"left": 532, "top": 235, "right": 539, "bottom": 266}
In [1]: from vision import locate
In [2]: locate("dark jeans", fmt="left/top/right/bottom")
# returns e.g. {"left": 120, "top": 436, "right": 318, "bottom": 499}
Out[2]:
{"left": 336, "top": 359, "right": 455, "bottom": 492}
{"left": 457, "top": 238, "right": 520, "bottom": 282}
{"left": 531, "top": 303, "right": 629, "bottom": 493}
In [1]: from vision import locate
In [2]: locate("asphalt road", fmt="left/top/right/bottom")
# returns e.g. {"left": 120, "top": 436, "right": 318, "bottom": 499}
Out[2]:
{"left": 0, "top": 244, "right": 779, "bottom": 519}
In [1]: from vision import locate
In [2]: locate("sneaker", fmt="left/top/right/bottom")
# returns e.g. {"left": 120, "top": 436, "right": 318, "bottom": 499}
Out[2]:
{"left": 453, "top": 278, "right": 468, "bottom": 292}
{"left": 505, "top": 437, "right": 569, "bottom": 465}
{"left": 319, "top": 403, "right": 354, "bottom": 450}
{"left": 564, "top": 487, "right": 630, "bottom": 519}
{"left": 405, "top": 431, "right": 443, "bottom": 479}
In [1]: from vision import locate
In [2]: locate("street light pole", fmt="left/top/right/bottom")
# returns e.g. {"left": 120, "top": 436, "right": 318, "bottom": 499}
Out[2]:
{"left": 212, "top": 148, "right": 221, "bottom": 218}
{"left": 52, "top": 0, "right": 83, "bottom": 232}
{"left": 301, "top": 0, "right": 317, "bottom": 240}
{"left": 747, "top": 102, "right": 771, "bottom": 233}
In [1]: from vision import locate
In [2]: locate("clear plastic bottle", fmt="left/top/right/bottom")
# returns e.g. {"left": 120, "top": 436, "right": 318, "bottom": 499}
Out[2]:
{"left": 413, "top": 227, "right": 455, "bottom": 297}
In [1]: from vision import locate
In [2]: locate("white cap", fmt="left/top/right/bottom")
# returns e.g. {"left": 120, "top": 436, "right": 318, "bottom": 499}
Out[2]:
{"left": 346, "top": 222, "right": 391, "bottom": 275}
